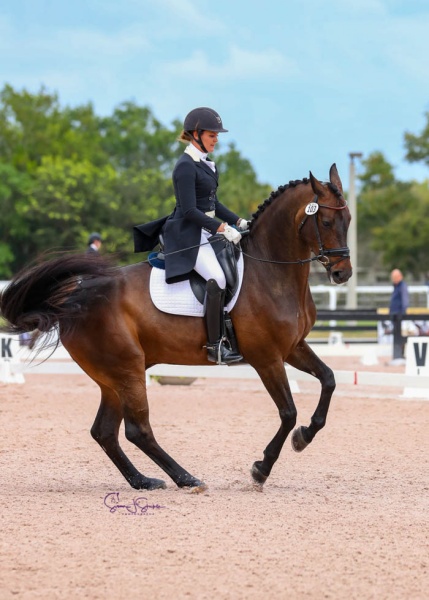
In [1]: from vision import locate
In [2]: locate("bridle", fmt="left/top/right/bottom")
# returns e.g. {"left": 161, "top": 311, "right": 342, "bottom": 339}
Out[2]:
{"left": 298, "top": 194, "right": 350, "bottom": 270}
{"left": 240, "top": 194, "right": 350, "bottom": 270}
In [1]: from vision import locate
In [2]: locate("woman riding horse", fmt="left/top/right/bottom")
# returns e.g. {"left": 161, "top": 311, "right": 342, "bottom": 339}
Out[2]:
{"left": 0, "top": 164, "right": 352, "bottom": 491}
{"left": 134, "top": 107, "right": 249, "bottom": 365}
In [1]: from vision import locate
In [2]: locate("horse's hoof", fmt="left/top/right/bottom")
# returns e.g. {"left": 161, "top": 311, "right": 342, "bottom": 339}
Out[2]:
{"left": 251, "top": 462, "right": 268, "bottom": 486}
{"left": 291, "top": 427, "right": 309, "bottom": 453}
{"left": 130, "top": 476, "right": 167, "bottom": 490}
{"left": 177, "top": 476, "right": 206, "bottom": 490}
{"left": 189, "top": 483, "right": 208, "bottom": 494}
{"left": 147, "top": 478, "right": 168, "bottom": 490}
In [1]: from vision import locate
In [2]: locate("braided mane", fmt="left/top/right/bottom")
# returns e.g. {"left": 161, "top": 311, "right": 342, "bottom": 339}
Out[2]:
{"left": 249, "top": 177, "right": 343, "bottom": 230}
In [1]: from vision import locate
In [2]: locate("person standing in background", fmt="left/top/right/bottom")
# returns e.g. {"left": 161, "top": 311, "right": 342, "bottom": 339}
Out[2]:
{"left": 86, "top": 232, "right": 102, "bottom": 254}
{"left": 389, "top": 269, "right": 409, "bottom": 315}
{"left": 389, "top": 268, "right": 409, "bottom": 360}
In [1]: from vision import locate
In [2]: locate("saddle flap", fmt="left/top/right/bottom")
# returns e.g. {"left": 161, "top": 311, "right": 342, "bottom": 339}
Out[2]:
{"left": 208, "top": 234, "right": 240, "bottom": 303}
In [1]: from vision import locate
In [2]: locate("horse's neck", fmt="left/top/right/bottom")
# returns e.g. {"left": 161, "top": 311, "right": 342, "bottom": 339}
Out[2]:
{"left": 243, "top": 236, "right": 312, "bottom": 298}
{"left": 247, "top": 192, "right": 311, "bottom": 267}
{"left": 243, "top": 186, "right": 313, "bottom": 301}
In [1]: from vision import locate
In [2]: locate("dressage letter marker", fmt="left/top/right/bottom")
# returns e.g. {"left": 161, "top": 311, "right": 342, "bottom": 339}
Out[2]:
{"left": 413, "top": 342, "right": 427, "bottom": 367}
{"left": 0, "top": 335, "right": 20, "bottom": 359}
{"left": 404, "top": 337, "right": 429, "bottom": 398}
{"left": 0, "top": 335, "right": 24, "bottom": 384}
{"left": 406, "top": 337, "right": 429, "bottom": 375}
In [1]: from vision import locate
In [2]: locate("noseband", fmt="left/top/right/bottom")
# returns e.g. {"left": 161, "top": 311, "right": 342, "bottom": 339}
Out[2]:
{"left": 298, "top": 194, "right": 350, "bottom": 271}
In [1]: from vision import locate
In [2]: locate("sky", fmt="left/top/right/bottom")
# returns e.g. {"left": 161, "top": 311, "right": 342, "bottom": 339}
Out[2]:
{"left": 1, "top": 0, "right": 428, "bottom": 191}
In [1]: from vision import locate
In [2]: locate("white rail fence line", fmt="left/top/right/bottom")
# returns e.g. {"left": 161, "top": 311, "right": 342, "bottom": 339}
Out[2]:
{"left": 3, "top": 353, "right": 429, "bottom": 397}
{"left": 5, "top": 360, "right": 428, "bottom": 387}
{"left": 2, "top": 334, "right": 429, "bottom": 398}
{"left": 2, "top": 360, "right": 429, "bottom": 400}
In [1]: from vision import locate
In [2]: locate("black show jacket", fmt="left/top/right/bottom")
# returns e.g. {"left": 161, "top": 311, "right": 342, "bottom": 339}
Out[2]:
{"left": 134, "top": 151, "right": 240, "bottom": 284}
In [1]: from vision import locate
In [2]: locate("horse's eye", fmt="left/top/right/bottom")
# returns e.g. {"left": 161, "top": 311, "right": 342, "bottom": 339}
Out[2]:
{"left": 322, "top": 220, "right": 331, "bottom": 228}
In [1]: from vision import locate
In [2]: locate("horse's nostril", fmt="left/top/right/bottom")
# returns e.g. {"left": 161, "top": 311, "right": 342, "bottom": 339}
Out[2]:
{"left": 333, "top": 269, "right": 352, "bottom": 283}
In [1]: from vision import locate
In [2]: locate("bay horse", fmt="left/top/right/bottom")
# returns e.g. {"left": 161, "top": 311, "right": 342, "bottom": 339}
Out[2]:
{"left": 0, "top": 164, "right": 352, "bottom": 491}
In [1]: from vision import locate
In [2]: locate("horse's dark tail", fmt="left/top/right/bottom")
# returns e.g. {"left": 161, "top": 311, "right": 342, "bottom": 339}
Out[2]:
{"left": 0, "top": 253, "right": 115, "bottom": 341}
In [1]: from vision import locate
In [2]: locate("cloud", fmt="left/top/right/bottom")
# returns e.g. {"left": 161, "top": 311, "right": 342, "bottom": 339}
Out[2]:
{"left": 159, "top": 46, "right": 297, "bottom": 82}
{"left": 98, "top": 0, "right": 226, "bottom": 37}
{"left": 0, "top": 16, "right": 150, "bottom": 62}
{"left": 383, "top": 16, "right": 429, "bottom": 83}
{"left": 142, "top": 0, "right": 225, "bottom": 37}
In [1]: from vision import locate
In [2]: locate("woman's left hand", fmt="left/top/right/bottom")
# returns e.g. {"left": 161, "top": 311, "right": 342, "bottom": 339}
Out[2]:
{"left": 222, "top": 225, "right": 242, "bottom": 244}
{"left": 237, "top": 219, "right": 249, "bottom": 231}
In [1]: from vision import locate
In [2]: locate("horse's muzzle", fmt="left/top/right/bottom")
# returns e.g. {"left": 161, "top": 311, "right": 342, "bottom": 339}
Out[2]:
{"left": 330, "top": 263, "right": 353, "bottom": 284}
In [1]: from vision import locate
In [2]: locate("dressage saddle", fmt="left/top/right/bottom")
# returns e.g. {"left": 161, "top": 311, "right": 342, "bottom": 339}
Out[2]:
{"left": 148, "top": 233, "right": 240, "bottom": 305}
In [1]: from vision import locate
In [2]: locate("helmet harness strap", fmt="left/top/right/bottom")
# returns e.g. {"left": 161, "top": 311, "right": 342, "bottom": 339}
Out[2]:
{"left": 192, "top": 130, "right": 208, "bottom": 154}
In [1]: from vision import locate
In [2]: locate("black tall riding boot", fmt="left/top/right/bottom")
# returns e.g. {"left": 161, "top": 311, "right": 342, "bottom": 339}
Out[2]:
{"left": 204, "top": 279, "right": 243, "bottom": 365}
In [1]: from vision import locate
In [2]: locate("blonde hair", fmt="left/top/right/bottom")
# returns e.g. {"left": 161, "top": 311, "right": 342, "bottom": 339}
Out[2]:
{"left": 178, "top": 130, "right": 194, "bottom": 144}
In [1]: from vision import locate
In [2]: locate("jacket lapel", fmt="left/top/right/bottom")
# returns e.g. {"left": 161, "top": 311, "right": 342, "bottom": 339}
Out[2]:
{"left": 196, "top": 160, "right": 219, "bottom": 183}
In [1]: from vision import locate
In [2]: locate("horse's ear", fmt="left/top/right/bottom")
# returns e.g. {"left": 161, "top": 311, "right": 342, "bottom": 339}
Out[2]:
{"left": 329, "top": 163, "right": 343, "bottom": 193}
{"left": 309, "top": 171, "right": 325, "bottom": 197}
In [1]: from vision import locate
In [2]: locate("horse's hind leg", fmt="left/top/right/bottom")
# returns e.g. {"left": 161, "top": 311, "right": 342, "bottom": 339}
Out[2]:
{"left": 122, "top": 380, "right": 205, "bottom": 489}
{"left": 91, "top": 385, "right": 166, "bottom": 490}
{"left": 286, "top": 340, "right": 336, "bottom": 452}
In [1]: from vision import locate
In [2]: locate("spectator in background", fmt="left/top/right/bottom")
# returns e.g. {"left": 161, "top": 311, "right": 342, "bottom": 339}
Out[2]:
{"left": 389, "top": 268, "right": 409, "bottom": 360}
{"left": 389, "top": 268, "right": 409, "bottom": 315}
{"left": 86, "top": 232, "right": 102, "bottom": 254}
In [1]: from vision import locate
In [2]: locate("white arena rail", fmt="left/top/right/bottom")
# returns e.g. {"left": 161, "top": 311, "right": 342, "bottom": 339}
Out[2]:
{"left": 3, "top": 343, "right": 429, "bottom": 399}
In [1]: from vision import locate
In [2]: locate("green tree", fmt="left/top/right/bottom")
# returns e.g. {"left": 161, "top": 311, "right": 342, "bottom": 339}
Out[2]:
{"left": 100, "top": 103, "right": 182, "bottom": 174}
{"left": 0, "top": 84, "right": 65, "bottom": 172}
{"left": 359, "top": 151, "right": 396, "bottom": 192}
{"left": 404, "top": 111, "right": 429, "bottom": 167}
{"left": 28, "top": 156, "right": 119, "bottom": 250}
{"left": 374, "top": 181, "right": 429, "bottom": 278}
{"left": 111, "top": 168, "right": 175, "bottom": 263}
{"left": 357, "top": 151, "right": 429, "bottom": 278}
{"left": 216, "top": 143, "right": 271, "bottom": 217}
{"left": 0, "top": 162, "right": 33, "bottom": 277}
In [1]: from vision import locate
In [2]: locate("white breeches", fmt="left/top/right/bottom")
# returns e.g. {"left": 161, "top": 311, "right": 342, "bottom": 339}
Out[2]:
{"left": 194, "top": 230, "right": 226, "bottom": 289}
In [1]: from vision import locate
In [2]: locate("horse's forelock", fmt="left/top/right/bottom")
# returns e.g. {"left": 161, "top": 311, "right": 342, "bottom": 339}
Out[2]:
{"left": 325, "top": 182, "right": 346, "bottom": 206}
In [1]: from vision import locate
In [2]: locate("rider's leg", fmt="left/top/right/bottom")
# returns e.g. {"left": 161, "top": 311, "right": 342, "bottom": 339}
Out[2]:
{"left": 194, "top": 230, "right": 226, "bottom": 288}
{"left": 194, "top": 232, "right": 242, "bottom": 364}
{"left": 204, "top": 279, "right": 242, "bottom": 364}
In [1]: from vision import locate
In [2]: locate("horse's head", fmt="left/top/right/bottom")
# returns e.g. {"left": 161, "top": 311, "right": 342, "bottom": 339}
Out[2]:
{"left": 246, "top": 164, "right": 352, "bottom": 284}
{"left": 302, "top": 164, "right": 352, "bottom": 284}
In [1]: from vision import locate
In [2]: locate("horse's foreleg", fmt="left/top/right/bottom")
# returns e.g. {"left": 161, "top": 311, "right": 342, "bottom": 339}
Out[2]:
{"left": 286, "top": 340, "right": 336, "bottom": 452}
{"left": 91, "top": 385, "right": 166, "bottom": 490}
{"left": 251, "top": 360, "right": 298, "bottom": 486}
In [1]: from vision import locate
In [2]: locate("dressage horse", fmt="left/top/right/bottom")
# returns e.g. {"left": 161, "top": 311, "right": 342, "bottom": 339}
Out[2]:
{"left": 0, "top": 164, "right": 352, "bottom": 490}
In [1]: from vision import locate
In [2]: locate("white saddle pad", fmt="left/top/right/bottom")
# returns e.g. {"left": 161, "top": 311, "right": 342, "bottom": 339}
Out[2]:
{"left": 149, "top": 255, "right": 244, "bottom": 317}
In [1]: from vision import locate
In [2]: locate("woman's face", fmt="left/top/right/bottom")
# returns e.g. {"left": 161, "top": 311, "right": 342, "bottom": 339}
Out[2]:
{"left": 193, "top": 130, "right": 219, "bottom": 153}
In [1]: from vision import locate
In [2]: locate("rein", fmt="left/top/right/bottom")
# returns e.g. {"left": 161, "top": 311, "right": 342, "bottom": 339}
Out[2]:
{"left": 155, "top": 194, "right": 350, "bottom": 270}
